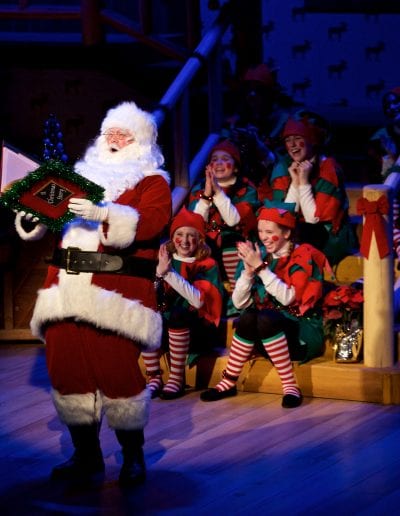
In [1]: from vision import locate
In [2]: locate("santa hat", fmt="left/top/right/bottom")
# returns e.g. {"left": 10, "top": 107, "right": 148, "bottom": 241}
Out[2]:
{"left": 170, "top": 207, "right": 206, "bottom": 238}
{"left": 281, "top": 117, "right": 320, "bottom": 146}
{"left": 243, "top": 64, "right": 275, "bottom": 88}
{"left": 100, "top": 101, "right": 157, "bottom": 145}
{"left": 210, "top": 140, "right": 241, "bottom": 164}
{"left": 257, "top": 200, "right": 297, "bottom": 229}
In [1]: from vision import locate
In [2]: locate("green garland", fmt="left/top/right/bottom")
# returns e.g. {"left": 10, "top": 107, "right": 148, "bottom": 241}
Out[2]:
{"left": 0, "top": 159, "right": 104, "bottom": 232}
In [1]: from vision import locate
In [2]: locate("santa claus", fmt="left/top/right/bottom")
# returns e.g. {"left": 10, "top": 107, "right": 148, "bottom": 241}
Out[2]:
{"left": 14, "top": 101, "right": 172, "bottom": 487}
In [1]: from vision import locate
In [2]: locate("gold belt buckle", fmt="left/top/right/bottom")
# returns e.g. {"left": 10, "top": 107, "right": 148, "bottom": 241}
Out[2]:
{"left": 66, "top": 247, "right": 80, "bottom": 274}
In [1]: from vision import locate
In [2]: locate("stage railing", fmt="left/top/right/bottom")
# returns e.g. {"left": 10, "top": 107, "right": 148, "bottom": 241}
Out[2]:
{"left": 361, "top": 172, "right": 400, "bottom": 367}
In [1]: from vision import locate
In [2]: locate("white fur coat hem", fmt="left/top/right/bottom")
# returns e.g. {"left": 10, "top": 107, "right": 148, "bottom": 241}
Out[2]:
{"left": 31, "top": 281, "right": 162, "bottom": 350}
{"left": 52, "top": 388, "right": 151, "bottom": 429}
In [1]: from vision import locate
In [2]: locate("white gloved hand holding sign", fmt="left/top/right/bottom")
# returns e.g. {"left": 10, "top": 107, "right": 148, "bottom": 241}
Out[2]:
{"left": 14, "top": 210, "right": 47, "bottom": 240}
{"left": 68, "top": 198, "right": 108, "bottom": 222}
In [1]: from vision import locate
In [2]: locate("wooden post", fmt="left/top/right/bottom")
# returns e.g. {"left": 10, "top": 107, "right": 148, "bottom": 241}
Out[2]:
{"left": 81, "top": 0, "right": 104, "bottom": 46}
{"left": 173, "top": 92, "right": 190, "bottom": 192}
{"left": 138, "top": 0, "right": 152, "bottom": 35}
{"left": 362, "top": 184, "right": 394, "bottom": 367}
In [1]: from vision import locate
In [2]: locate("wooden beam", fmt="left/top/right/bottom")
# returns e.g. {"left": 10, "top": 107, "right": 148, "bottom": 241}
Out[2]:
{"left": 0, "top": 6, "right": 81, "bottom": 20}
{"left": 0, "top": 329, "right": 39, "bottom": 341}
{"left": 100, "top": 9, "right": 188, "bottom": 61}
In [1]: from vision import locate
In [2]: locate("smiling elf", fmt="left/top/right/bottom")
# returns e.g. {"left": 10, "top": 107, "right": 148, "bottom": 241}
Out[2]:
{"left": 267, "top": 112, "right": 357, "bottom": 266}
{"left": 201, "top": 200, "right": 331, "bottom": 408}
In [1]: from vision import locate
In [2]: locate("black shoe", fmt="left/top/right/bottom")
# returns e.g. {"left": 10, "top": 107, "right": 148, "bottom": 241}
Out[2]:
{"left": 119, "top": 457, "right": 146, "bottom": 488}
{"left": 51, "top": 451, "right": 105, "bottom": 481}
{"left": 115, "top": 429, "right": 146, "bottom": 488}
{"left": 159, "top": 387, "right": 185, "bottom": 400}
{"left": 200, "top": 386, "right": 237, "bottom": 402}
{"left": 150, "top": 387, "right": 162, "bottom": 399}
{"left": 282, "top": 393, "right": 303, "bottom": 408}
{"left": 147, "top": 377, "right": 164, "bottom": 399}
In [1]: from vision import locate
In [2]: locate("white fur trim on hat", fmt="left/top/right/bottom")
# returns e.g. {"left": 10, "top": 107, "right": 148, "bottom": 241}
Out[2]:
{"left": 100, "top": 101, "right": 157, "bottom": 146}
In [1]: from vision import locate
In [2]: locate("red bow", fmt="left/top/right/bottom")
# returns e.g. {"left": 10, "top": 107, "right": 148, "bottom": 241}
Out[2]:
{"left": 356, "top": 195, "right": 390, "bottom": 259}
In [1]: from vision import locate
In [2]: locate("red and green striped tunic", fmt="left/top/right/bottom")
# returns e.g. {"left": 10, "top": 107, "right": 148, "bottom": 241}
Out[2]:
{"left": 187, "top": 176, "right": 260, "bottom": 246}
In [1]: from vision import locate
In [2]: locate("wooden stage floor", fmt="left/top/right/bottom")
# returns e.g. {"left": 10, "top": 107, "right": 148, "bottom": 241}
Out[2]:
{"left": 1, "top": 343, "right": 400, "bottom": 515}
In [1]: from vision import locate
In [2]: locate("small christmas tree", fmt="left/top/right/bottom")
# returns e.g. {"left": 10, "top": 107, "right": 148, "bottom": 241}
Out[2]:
{"left": 42, "top": 114, "right": 69, "bottom": 163}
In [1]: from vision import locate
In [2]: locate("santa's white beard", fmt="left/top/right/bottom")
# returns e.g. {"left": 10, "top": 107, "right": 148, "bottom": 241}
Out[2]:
{"left": 74, "top": 137, "right": 149, "bottom": 201}
{"left": 97, "top": 136, "right": 143, "bottom": 164}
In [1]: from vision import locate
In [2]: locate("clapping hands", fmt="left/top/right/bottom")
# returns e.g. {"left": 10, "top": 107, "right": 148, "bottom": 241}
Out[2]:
{"left": 156, "top": 243, "right": 172, "bottom": 277}
{"left": 204, "top": 165, "right": 222, "bottom": 197}
{"left": 237, "top": 240, "right": 263, "bottom": 274}
{"left": 288, "top": 160, "right": 313, "bottom": 186}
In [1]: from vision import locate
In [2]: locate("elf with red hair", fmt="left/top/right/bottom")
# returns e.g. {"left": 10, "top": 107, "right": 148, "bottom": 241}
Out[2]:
{"left": 187, "top": 140, "right": 260, "bottom": 313}
{"left": 267, "top": 111, "right": 357, "bottom": 265}
{"left": 142, "top": 207, "right": 224, "bottom": 399}
{"left": 201, "top": 201, "right": 330, "bottom": 408}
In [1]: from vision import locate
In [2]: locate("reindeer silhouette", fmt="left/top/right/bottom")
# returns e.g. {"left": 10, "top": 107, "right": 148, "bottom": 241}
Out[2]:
{"left": 262, "top": 20, "right": 275, "bottom": 39}
{"left": 327, "top": 60, "right": 347, "bottom": 79}
{"left": 292, "top": 78, "right": 311, "bottom": 97}
{"left": 264, "top": 57, "right": 276, "bottom": 71}
{"left": 330, "top": 98, "right": 348, "bottom": 108}
{"left": 292, "top": 40, "right": 311, "bottom": 59}
{"left": 364, "top": 12, "right": 380, "bottom": 22}
{"left": 365, "top": 79, "right": 385, "bottom": 98}
{"left": 365, "top": 41, "right": 385, "bottom": 61}
{"left": 291, "top": 6, "right": 306, "bottom": 21}
{"left": 328, "top": 22, "right": 348, "bottom": 40}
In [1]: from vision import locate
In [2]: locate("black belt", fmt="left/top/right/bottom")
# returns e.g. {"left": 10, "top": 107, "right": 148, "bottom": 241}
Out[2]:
{"left": 48, "top": 247, "right": 157, "bottom": 279}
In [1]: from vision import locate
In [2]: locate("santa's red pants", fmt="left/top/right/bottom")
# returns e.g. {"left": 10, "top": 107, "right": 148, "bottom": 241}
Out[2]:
{"left": 45, "top": 320, "right": 146, "bottom": 398}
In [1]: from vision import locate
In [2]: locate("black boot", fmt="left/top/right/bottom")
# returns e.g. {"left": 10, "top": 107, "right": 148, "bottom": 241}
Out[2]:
{"left": 51, "top": 424, "right": 105, "bottom": 481}
{"left": 115, "top": 429, "right": 146, "bottom": 487}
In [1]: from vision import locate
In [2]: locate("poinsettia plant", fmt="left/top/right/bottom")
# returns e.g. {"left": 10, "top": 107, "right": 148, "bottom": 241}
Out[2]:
{"left": 322, "top": 284, "right": 364, "bottom": 341}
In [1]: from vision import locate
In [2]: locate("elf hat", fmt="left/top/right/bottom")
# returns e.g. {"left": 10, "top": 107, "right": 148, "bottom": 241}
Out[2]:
{"left": 210, "top": 139, "right": 241, "bottom": 164}
{"left": 170, "top": 206, "right": 206, "bottom": 238}
{"left": 281, "top": 117, "right": 318, "bottom": 145}
{"left": 243, "top": 64, "right": 276, "bottom": 88}
{"left": 257, "top": 200, "right": 297, "bottom": 229}
{"left": 100, "top": 101, "right": 157, "bottom": 145}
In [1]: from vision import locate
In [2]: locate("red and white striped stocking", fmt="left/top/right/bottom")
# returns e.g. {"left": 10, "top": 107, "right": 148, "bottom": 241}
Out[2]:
{"left": 163, "top": 328, "right": 190, "bottom": 394}
{"left": 141, "top": 350, "right": 163, "bottom": 394}
{"left": 262, "top": 332, "right": 300, "bottom": 398}
{"left": 222, "top": 247, "right": 240, "bottom": 290}
{"left": 215, "top": 332, "right": 254, "bottom": 392}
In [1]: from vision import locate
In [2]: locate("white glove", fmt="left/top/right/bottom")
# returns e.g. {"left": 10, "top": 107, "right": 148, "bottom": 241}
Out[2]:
{"left": 15, "top": 211, "right": 47, "bottom": 240}
{"left": 68, "top": 198, "right": 108, "bottom": 222}
{"left": 15, "top": 210, "right": 40, "bottom": 223}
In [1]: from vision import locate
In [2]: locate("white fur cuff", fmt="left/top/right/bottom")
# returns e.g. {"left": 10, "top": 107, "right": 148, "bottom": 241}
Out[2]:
{"left": 51, "top": 389, "right": 102, "bottom": 426}
{"left": 99, "top": 202, "right": 139, "bottom": 248}
{"left": 102, "top": 389, "right": 151, "bottom": 430}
